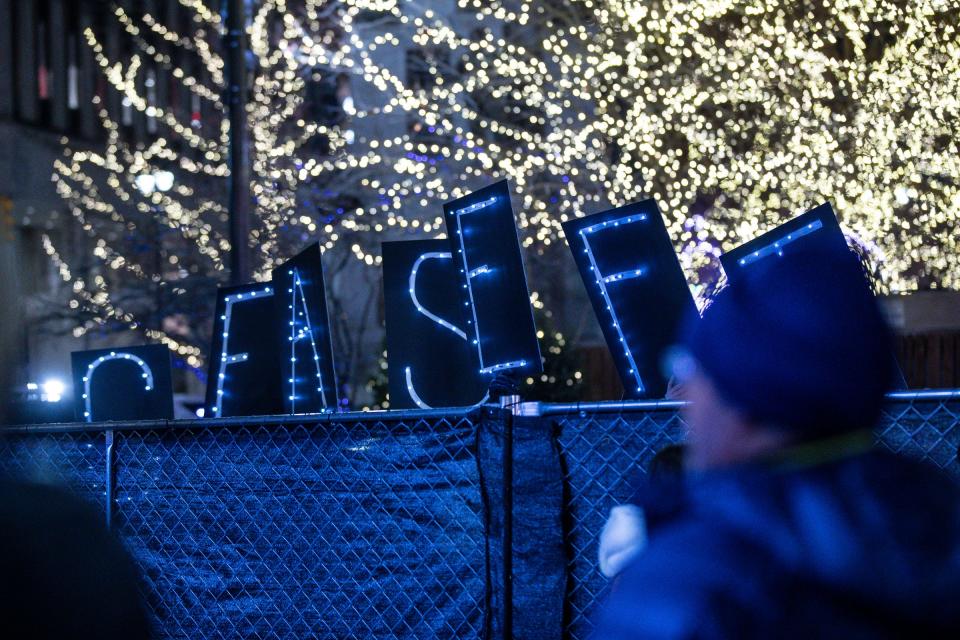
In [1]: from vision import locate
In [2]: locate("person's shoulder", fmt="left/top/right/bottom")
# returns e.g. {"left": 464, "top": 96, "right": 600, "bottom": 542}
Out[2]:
{"left": 0, "top": 479, "right": 117, "bottom": 570}
{"left": 0, "top": 480, "right": 152, "bottom": 638}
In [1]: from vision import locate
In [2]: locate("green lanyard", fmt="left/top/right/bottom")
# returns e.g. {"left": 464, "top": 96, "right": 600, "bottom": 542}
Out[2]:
{"left": 768, "top": 429, "right": 875, "bottom": 473}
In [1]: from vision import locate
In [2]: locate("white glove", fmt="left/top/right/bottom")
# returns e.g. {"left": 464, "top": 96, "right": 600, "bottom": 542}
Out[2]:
{"left": 598, "top": 504, "right": 647, "bottom": 578}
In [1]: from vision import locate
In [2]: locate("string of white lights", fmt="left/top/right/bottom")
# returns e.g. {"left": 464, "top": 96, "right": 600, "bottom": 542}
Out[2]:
{"left": 578, "top": 212, "right": 650, "bottom": 395}
{"left": 213, "top": 286, "right": 274, "bottom": 416}
{"left": 287, "top": 268, "right": 328, "bottom": 412}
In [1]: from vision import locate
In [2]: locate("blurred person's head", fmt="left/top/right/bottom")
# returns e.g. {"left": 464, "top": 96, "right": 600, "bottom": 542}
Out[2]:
{"left": 0, "top": 480, "right": 151, "bottom": 639}
{"left": 671, "top": 246, "right": 894, "bottom": 471}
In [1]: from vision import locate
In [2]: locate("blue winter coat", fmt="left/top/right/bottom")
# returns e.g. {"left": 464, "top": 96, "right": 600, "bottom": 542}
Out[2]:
{"left": 594, "top": 437, "right": 960, "bottom": 638}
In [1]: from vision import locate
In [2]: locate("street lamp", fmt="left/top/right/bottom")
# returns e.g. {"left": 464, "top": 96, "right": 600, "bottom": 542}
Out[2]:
{"left": 134, "top": 170, "right": 175, "bottom": 332}
{"left": 135, "top": 170, "right": 175, "bottom": 195}
{"left": 40, "top": 378, "right": 65, "bottom": 403}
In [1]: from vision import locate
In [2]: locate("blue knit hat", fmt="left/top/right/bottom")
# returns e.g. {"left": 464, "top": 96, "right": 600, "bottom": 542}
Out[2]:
{"left": 679, "top": 246, "right": 894, "bottom": 435}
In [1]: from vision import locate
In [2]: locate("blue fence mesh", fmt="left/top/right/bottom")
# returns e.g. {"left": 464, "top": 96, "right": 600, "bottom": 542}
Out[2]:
{"left": 1, "top": 393, "right": 958, "bottom": 639}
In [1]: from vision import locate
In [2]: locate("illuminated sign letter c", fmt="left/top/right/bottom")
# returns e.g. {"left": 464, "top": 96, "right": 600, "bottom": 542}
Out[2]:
{"left": 82, "top": 352, "right": 154, "bottom": 422}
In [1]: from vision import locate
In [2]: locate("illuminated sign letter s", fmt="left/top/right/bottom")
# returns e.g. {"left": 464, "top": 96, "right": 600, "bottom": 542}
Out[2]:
{"left": 405, "top": 251, "right": 484, "bottom": 409}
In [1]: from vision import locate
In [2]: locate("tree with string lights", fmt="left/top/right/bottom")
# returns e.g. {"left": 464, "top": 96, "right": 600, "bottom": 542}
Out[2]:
{"left": 47, "top": 1, "right": 400, "bottom": 398}
{"left": 49, "top": 0, "right": 959, "bottom": 402}
{"left": 312, "top": 0, "right": 958, "bottom": 291}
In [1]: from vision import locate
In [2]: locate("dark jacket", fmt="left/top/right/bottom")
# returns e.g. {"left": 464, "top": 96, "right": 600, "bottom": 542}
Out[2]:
{"left": 595, "top": 440, "right": 960, "bottom": 638}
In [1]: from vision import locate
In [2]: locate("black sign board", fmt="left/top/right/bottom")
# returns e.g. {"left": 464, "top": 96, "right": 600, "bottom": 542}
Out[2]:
{"left": 720, "top": 203, "right": 847, "bottom": 282}
{"left": 204, "top": 283, "right": 283, "bottom": 417}
{"left": 563, "top": 199, "right": 697, "bottom": 398}
{"left": 71, "top": 344, "right": 173, "bottom": 422}
{"left": 271, "top": 243, "right": 339, "bottom": 414}
{"left": 383, "top": 239, "right": 488, "bottom": 409}
{"left": 720, "top": 202, "right": 906, "bottom": 388}
{"left": 443, "top": 180, "right": 541, "bottom": 378}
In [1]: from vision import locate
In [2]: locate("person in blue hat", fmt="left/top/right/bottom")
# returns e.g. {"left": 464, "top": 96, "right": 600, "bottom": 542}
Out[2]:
{"left": 593, "top": 245, "right": 960, "bottom": 638}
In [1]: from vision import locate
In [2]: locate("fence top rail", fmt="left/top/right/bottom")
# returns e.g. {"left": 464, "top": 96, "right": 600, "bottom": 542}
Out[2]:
{"left": 533, "top": 388, "right": 960, "bottom": 416}
{"left": 2, "top": 390, "right": 957, "bottom": 434}
{"left": 0, "top": 405, "right": 490, "bottom": 435}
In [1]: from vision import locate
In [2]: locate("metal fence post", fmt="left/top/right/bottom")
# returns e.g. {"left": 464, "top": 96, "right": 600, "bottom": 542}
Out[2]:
{"left": 105, "top": 429, "right": 115, "bottom": 529}
{"left": 499, "top": 395, "right": 521, "bottom": 639}
{"left": 504, "top": 410, "right": 513, "bottom": 639}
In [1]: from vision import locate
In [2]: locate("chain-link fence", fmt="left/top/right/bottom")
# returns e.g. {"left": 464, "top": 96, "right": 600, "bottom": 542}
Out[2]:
{"left": 1, "top": 392, "right": 958, "bottom": 640}
{"left": 551, "top": 391, "right": 960, "bottom": 640}
{"left": 0, "top": 410, "right": 505, "bottom": 639}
